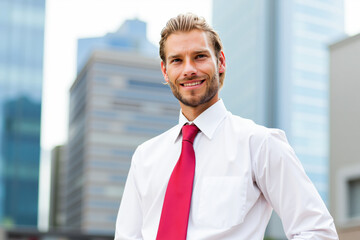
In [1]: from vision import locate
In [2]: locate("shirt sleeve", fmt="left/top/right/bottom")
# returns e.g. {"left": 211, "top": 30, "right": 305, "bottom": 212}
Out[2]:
{"left": 114, "top": 147, "right": 143, "bottom": 240}
{"left": 253, "top": 129, "right": 338, "bottom": 240}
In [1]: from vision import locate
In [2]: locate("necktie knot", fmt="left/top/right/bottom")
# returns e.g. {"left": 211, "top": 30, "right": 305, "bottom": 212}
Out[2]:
{"left": 182, "top": 124, "right": 199, "bottom": 144}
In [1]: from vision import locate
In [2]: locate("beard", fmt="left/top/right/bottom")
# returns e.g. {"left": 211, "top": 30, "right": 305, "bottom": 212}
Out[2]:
{"left": 168, "top": 72, "right": 220, "bottom": 108}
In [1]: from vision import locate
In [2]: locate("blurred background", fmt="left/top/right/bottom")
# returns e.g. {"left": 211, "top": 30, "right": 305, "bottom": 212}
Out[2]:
{"left": 0, "top": 0, "right": 359, "bottom": 239}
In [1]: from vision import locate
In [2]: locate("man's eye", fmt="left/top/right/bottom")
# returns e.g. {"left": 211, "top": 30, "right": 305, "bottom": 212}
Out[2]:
{"left": 171, "top": 59, "right": 181, "bottom": 63}
{"left": 196, "top": 54, "right": 206, "bottom": 59}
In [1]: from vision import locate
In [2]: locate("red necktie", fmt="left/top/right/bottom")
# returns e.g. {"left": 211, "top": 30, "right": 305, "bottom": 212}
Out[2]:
{"left": 156, "top": 124, "right": 199, "bottom": 240}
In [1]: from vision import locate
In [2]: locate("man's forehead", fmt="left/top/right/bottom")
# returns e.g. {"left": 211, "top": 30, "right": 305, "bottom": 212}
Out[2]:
{"left": 166, "top": 29, "right": 209, "bottom": 43}
{"left": 164, "top": 30, "right": 214, "bottom": 57}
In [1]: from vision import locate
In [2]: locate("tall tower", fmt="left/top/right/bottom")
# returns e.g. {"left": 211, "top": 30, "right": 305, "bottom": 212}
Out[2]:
{"left": 212, "top": 0, "right": 344, "bottom": 238}
{"left": 65, "top": 19, "right": 178, "bottom": 234}
{"left": 0, "top": 0, "right": 46, "bottom": 226}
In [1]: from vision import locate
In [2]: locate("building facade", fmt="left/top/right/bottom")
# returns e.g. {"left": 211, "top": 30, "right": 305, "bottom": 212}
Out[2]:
{"left": 65, "top": 20, "right": 178, "bottom": 234}
{"left": 212, "top": 0, "right": 344, "bottom": 238}
{"left": 329, "top": 33, "right": 360, "bottom": 240}
{"left": 0, "top": 0, "right": 46, "bottom": 226}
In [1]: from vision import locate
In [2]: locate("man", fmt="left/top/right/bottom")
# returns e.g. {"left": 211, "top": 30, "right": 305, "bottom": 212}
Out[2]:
{"left": 115, "top": 13, "right": 338, "bottom": 240}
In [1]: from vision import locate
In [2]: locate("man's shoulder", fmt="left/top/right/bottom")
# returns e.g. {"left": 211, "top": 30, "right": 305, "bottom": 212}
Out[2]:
{"left": 227, "top": 113, "right": 285, "bottom": 145}
{"left": 227, "top": 113, "right": 267, "bottom": 134}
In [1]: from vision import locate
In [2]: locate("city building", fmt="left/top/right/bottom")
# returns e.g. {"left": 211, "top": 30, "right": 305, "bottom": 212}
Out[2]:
{"left": 329, "top": 33, "right": 360, "bottom": 240}
{"left": 0, "top": 0, "right": 46, "bottom": 226}
{"left": 65, "top": 19, "right": 178, "bottom": 234}
{"left": 49, "top": 145, "right": 67, "bottom": 229}
{"left": 212, "top": 0, "right": 344, "bottom": 238}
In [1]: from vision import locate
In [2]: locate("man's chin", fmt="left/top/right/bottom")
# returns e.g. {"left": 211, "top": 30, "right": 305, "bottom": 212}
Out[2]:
{"left": 180, "top": 100, "right": 200, "bottom": 108}
{"left": 179, "top": 95, "right": 212, "bottom": 108}
{"left": 178, "top": 96, "right": 202, "bottom": 108}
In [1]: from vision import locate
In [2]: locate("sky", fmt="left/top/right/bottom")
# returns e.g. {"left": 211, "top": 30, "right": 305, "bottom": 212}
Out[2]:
{"left": 38, "top": 0, "right": 360, "bottom": 230}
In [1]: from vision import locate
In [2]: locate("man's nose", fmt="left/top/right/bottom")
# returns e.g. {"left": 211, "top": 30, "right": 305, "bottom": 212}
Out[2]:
{"left": 183, "top": 59, "right": 197, "bottom": 77}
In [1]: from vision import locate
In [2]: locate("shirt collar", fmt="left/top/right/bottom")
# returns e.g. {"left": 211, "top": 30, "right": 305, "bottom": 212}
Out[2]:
{"left": 174, "top": 99, "right": 228, "bottom": 142}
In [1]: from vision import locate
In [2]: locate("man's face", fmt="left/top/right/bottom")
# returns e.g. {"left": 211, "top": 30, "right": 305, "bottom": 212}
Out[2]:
{"left": 161, "top": 29, "right": 225, "bottom": 109}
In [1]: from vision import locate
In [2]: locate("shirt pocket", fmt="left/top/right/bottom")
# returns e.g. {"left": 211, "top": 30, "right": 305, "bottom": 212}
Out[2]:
{"left": 195, "top": 176, "right": 246, "bottom": 228}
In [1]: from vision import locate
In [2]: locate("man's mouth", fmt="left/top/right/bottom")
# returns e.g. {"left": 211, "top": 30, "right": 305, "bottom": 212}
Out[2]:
{"left": 181, "top": 80, "right": 205, "bottom": 87}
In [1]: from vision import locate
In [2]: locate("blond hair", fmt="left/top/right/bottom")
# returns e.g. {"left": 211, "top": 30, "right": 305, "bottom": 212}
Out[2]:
{"left": 159, "top": 13, "right": 225, "bottom": 87}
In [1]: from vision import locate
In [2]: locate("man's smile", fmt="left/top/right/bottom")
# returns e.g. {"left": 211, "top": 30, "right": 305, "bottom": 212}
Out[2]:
{"left": 180, "top": 80, "right": 205, "bottom": 87}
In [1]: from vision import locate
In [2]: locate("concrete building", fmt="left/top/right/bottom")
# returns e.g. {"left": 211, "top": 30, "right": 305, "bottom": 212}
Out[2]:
{"left": 212, "top": 0, "right": 344, "bottom": 238}
{"left": 65, "top": 49, "right": 178, "bottom": 234}
{"left": 329, "top": 33, "right": 360, "bottom": 240}
{"left": 0, "top": 0, "right": 46, "bottom": 226}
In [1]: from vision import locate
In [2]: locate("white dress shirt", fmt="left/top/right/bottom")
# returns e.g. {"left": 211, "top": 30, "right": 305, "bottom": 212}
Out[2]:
{"left": 115, "top": 99, "right": 338, "bottom": 240}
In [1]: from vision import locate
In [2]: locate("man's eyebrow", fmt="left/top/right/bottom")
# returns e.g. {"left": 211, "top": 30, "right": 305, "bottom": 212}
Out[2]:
{"left": 194, "top": 49, "right": 211, "bottom": 55}
{"left": 167, "top": 54, "right": 181, "bottom": 60}
{"left": 168, "top": 49, "right": 211, "bottom": 60}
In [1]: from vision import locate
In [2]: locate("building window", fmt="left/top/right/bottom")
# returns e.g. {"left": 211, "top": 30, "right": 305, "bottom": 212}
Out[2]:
{"left": 348, "top": 178, "right": 360, "bottom": 219}
{"left": 337, "top": 164, "right": 360, "bottom": 226}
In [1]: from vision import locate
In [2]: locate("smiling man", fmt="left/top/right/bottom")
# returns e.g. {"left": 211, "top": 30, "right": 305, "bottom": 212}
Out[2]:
{"left": 161, "top": 29, "right": 224, "bottom": 118}
{"left": 114, "top": 13, "right": 338, "bottom": 240}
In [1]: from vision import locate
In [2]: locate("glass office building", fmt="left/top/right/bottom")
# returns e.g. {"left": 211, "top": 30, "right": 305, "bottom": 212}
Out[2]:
{"left": 213, "top": 0, "right": 344, "bottom": 238}
{"left": 0, "top": 0, "right": 46, "bottom": 226}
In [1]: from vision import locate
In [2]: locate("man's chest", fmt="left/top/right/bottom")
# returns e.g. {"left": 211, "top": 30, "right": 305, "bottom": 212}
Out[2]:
{"left": 136, "top": 135, "right": 262, "bottom": 229}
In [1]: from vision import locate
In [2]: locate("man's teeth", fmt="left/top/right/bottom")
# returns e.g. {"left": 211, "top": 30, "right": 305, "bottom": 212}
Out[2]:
{"left": 183, "top": 81, "right": 202, "bottom": 87}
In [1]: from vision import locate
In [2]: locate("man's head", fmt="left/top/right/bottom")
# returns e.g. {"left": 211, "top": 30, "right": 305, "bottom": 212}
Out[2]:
{"left": 159, "top": 13, "right": 225, "bottom": 87}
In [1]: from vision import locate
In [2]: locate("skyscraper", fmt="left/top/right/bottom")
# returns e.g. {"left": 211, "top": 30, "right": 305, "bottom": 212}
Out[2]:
{"left": 0, "top": 0, "right": 46, "bottom": 226}
{"left": 212, "top": 0, "right": 344, "bottom": 238}
{"left": 65, "top": 20, "right": 178, "bottom": 234}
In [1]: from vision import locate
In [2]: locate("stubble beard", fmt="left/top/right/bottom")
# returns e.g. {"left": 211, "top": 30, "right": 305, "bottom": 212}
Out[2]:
{"left": 168, "top": 73, "right": 220, "bottom": 108}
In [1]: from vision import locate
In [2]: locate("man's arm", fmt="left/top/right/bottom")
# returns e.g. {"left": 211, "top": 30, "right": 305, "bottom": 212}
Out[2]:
{"left": 114, "top": 149, "right": 143, "bottom": 240}
{"left": 253, "top": 129, "right": 338, "bottom": 240}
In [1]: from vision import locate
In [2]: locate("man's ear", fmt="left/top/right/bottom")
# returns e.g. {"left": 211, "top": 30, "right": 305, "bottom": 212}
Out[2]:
{"left": 161, "top": 61, "right": 169, "bottom": 83}
{"left": 218, "top": 50, "right": 226, "bottom": 74}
